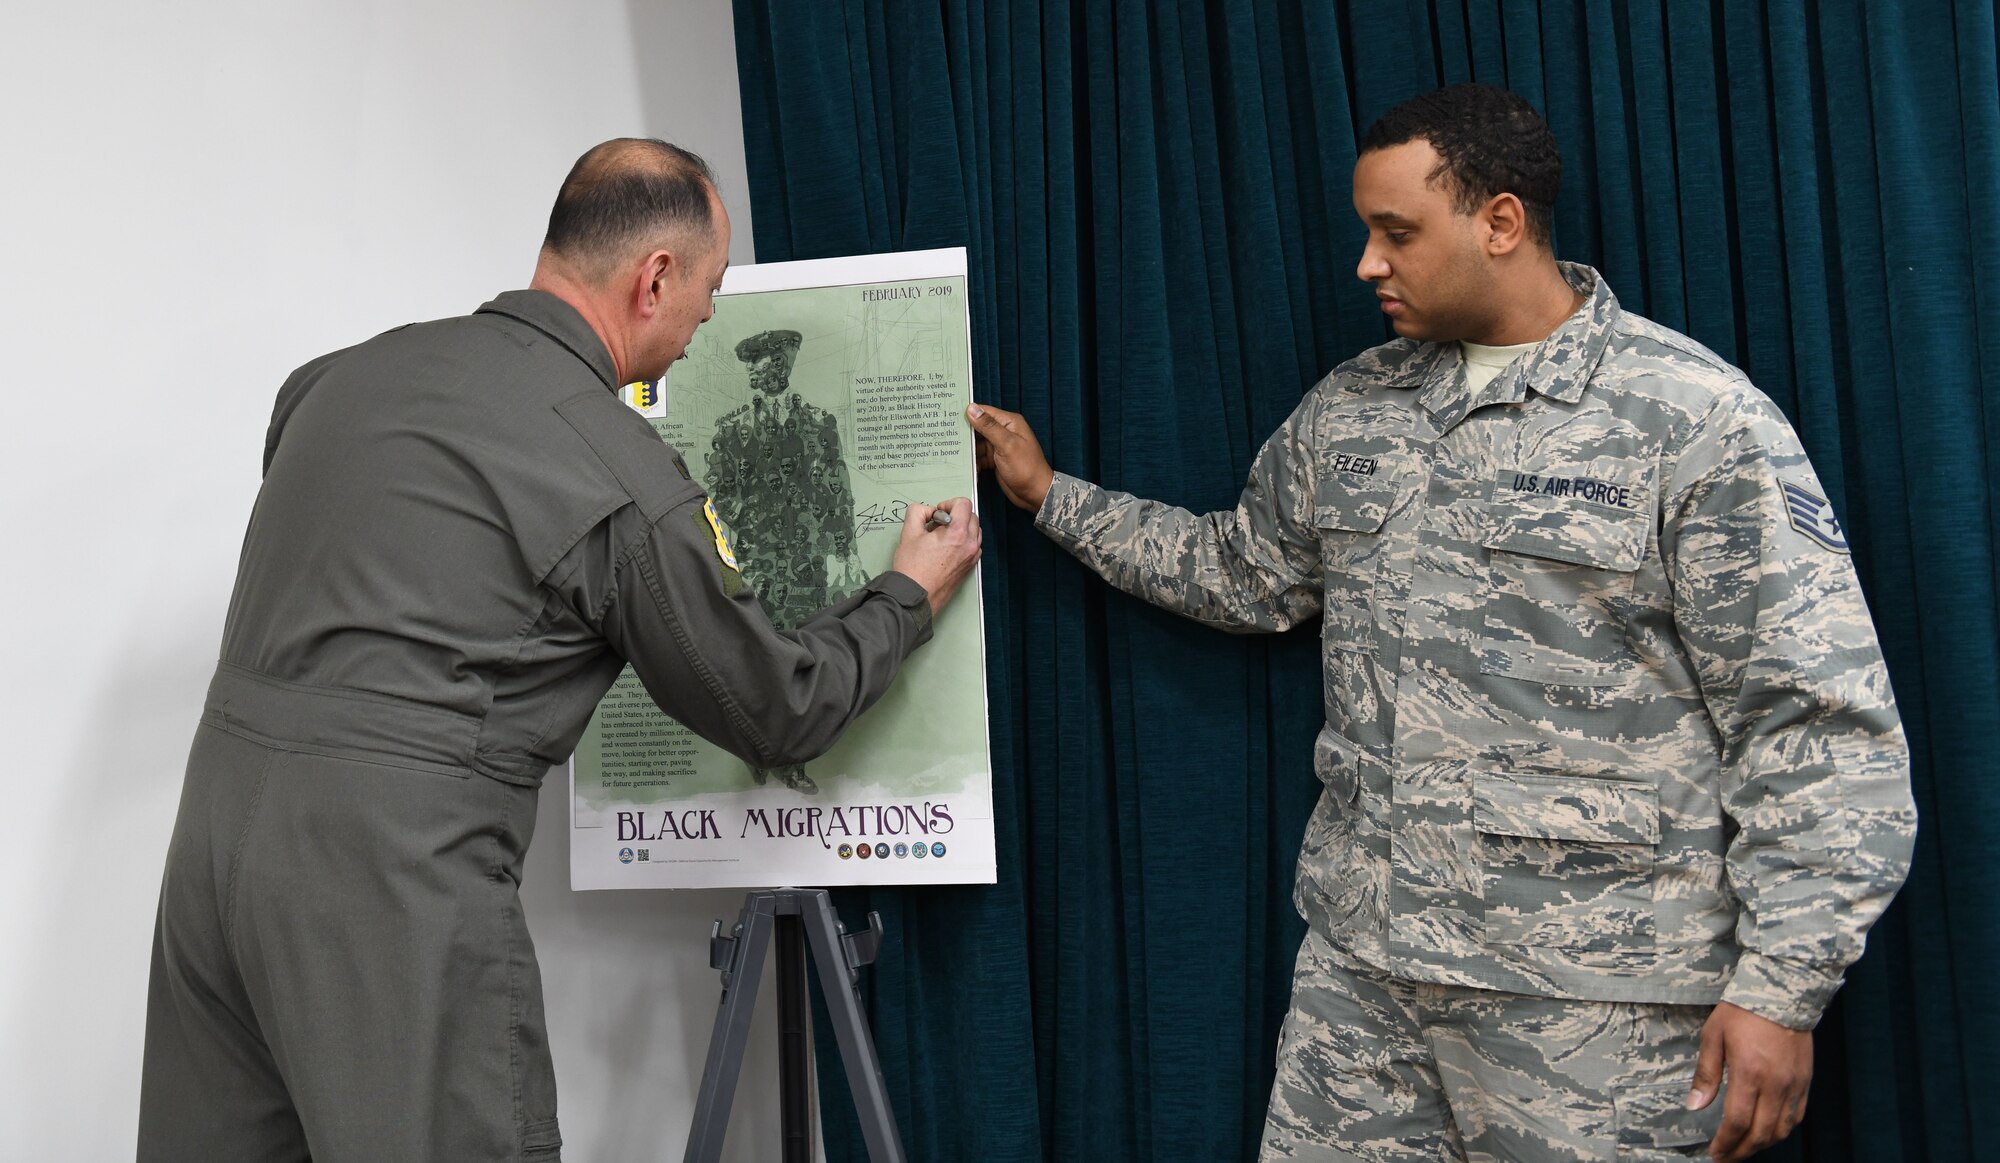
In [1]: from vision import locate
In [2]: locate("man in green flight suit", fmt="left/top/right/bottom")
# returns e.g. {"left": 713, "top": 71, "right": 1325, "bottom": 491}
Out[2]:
{"left": 971, "top": 85, "right": 1913, "bottom": 1163}
{"left": 138, "top": 138, "right": 982, "bottom": 1162}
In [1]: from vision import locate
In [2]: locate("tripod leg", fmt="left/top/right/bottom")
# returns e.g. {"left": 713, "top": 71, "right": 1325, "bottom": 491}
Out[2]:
{"left": 801, "top": 893, "right": 906, "bottom": 1163}
{"left": 776, "top": 913, "right": 811, "bottom": 1163}
{"left": 683, "top": 893, "right": 777, "bottom": 1163}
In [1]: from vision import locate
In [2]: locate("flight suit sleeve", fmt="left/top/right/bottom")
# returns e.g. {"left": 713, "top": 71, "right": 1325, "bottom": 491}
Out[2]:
{"left": 1660, "top": 385, "right": 1916, "bottom": 1030}
{"left": 1033, "top": 401, "right": 1325, "bottom": 633}
{"left": 588, "top": 493, "right": 935, "bottom": 769}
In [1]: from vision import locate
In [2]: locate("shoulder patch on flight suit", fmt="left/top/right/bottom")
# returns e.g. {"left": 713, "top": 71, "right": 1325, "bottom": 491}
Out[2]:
{"left": 701, "top": 499, "right": 741, "bottom": 570}
{"left": 696, "top": 503, "right": 745, "bottom": 596}
{"left": 1781, "top": 479, "right": 1849, "bottom": 553}
{"left": 553, "top": 390, "right": 700, "bottom": 522}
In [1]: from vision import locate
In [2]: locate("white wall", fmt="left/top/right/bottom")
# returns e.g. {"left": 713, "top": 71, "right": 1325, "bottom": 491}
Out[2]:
{"left": 0, "top": 2, "right": 801, "bottom": 1158}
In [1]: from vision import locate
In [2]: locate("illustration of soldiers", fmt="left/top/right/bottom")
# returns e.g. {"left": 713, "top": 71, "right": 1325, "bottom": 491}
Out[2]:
{"left": 705, "top": 328, "right": 860, "bottom": 795}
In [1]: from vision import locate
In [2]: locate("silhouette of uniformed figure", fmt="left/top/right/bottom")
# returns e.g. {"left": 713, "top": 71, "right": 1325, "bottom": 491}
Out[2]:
{"left": 706, "top": 329, "right": 859, "bottom": 795}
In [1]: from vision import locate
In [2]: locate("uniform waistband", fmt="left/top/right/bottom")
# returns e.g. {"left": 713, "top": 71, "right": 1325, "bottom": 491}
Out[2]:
{"left": 202, "top": 661, "right": 482, "bottom": 778}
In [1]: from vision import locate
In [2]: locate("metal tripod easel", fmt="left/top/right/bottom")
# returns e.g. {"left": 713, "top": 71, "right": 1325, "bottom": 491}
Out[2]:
{"left": 682, "top": 888, "right": 905, "bottom": 1163}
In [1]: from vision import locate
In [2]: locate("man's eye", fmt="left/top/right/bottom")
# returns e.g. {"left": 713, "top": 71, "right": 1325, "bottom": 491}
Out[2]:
{"left": 1387, "top": 231, "right": 1412, "bottom": 244}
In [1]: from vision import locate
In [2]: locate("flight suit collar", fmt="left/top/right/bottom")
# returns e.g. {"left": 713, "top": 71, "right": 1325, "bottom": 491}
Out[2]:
{"left": 1409, "top": 263, "right": 1620, "bottom": 429}
{"left": 476, "top": 290, "right": 620, "bottom": 389}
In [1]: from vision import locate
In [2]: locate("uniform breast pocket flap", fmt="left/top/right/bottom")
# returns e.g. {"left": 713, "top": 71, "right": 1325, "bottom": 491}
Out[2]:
{"left": 1313, "top": 484, "right": 1393, "bottom": 536}
{"left": 1477, "top": 495, "right": 1648, "bottom": 572}
{"left": 1474, "top": 491, "right": 1649, "bottom": 685}
{"left": 1480, "top": 465, "right": 1648, "bottom": 575}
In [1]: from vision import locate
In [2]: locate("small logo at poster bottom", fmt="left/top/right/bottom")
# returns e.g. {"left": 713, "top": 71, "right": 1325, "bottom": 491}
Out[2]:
{"left": 894, "top": 843, "right": 909, "bottom": 858}
{"left": 838, "top": 844, "right": 854, "bottom": 859}
{"left": 857, "top": 844, "right": 872, "bottom": 859}
{"left": 930, "top": 842, "right": 946, "bottom": 858}
{"left": 874, "top": 843, "right": 890, "bottom": 859}
{"left": 913, "top": 843, "right": 928, "bottom": 859}
{"left": 618, "top": 848, "right": 635, "bottom": 864}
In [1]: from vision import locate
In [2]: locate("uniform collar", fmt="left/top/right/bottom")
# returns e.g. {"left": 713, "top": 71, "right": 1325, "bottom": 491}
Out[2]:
{"left": 1407, "top": 263, "right": 1620, "bottom": 427}
{"left": 475, "top": 290, "right": 620, "bottom": 389}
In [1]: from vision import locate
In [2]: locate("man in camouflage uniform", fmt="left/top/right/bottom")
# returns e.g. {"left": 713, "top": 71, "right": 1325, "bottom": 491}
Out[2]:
{"left": 970, "top": 85, "right": 1913, "bottom": 1162}
{"left": 706, "top": 328, "right": 860, "bottom": 794}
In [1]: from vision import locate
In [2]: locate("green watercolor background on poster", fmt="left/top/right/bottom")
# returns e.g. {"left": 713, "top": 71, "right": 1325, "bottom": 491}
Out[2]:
{"left": 573, "top": 268, "right": 988, "bottom": 827}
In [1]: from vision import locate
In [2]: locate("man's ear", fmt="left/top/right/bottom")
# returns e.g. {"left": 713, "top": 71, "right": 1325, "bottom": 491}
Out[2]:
{"left": 1481, "top": 193, "right": 1528, "bottom": 257}
{"left": 634, "top": 249, "right": 676, "bottom": 318}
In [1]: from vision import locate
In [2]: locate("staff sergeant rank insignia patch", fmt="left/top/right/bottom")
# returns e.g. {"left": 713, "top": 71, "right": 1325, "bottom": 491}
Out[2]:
{"left": 1781, "top": 479, "right": 1849, "bottom": 553}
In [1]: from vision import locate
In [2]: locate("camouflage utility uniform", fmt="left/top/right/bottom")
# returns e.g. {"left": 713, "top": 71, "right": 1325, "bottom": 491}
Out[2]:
{"left": 1036, "top": 265, "right": 1915, "bottom": 1160}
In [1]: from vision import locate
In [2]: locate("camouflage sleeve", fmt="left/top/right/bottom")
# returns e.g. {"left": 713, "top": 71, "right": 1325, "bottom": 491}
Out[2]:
{"left": 1033, "top": 407, "right": 1324, "bottom": 633}
{"left": 1661, "top": 386, "right": 1916, "bottom": 1030}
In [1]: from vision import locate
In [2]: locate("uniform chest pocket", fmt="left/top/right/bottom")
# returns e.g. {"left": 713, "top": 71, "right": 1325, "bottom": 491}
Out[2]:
{"left": 1314, "top": 481, "right": 1394, "bottom": 654}
{"left": 1473, "top": 491, "right": 1649, "bottom": 686}
{"left": 1473, "top": 771, "right": 1658, "bottom": 951}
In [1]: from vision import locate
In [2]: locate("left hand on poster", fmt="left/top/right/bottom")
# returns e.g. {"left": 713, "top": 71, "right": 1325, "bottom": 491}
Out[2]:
{"left": 892, "top": 498, "right": 981, "bottom": 616}
{"left": 966, "top": 403, "right": 1053, "bottom": 513}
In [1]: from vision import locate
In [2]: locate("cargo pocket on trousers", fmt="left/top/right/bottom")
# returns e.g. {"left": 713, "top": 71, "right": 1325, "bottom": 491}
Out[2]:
{"left": 522, "top": 1116, "right": 562, "bottom": 1160}
{"left": 1614, "top": 1080, "right": 1720, "bottom": 1154}
{"left": 1473, "top": 771, "right": 1658, "bottom": 951}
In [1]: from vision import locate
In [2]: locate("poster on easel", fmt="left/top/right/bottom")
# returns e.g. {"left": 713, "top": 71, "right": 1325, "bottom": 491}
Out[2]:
{"left": 568, "top": 247, "right": 994, "bottom": 890}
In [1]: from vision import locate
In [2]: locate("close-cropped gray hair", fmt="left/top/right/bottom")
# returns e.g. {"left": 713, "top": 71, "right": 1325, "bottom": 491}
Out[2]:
{"left": 541, "top": 138, "right": 717, "bottom": 279}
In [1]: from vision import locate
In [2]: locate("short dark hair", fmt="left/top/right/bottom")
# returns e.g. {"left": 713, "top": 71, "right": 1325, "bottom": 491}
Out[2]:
{"left": 1360, "top": 84, "right": 1560, "bottom": 247}
{"left": 542, "top": 138, "right": 718, "bottom": 279}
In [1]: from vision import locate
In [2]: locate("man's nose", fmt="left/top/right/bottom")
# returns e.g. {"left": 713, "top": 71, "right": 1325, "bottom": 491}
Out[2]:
{"left": 1356, "top": 245, "right": 1389, "bottom": 282}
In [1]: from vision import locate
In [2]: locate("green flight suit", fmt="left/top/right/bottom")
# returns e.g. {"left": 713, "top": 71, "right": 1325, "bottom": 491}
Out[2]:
{"left": 138, "top": 291, "right": 934, "bottom": 1162}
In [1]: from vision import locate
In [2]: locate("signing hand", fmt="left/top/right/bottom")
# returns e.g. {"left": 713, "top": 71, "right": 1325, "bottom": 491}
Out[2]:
{"left": 1691, "top": 1002, "right": 1813, "bottom": 1162}
{"left": 965, "top": 403, "right": 1054, "bottom": 513}
{"left": 889, "top": 497, "right": 981, "bottom": 617}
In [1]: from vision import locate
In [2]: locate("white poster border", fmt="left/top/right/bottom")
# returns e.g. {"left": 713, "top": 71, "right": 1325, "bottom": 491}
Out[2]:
{"left": 567, "top": 246, "right": 994, "bottom": 892}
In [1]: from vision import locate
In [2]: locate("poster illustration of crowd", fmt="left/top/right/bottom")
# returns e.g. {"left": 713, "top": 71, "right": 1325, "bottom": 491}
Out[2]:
{"left": 570, "top": 248, "right": 994, "bottom": 890}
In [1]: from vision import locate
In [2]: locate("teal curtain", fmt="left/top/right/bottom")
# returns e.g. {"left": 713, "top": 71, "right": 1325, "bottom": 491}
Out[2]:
{"left": 730, "top": 3, "right": 1999, "bottom": 1159}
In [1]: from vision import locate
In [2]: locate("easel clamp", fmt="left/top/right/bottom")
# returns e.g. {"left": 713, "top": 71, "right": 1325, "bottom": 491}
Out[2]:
{"left": 709, "top": 892, "right": 884, "bottom": 983}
